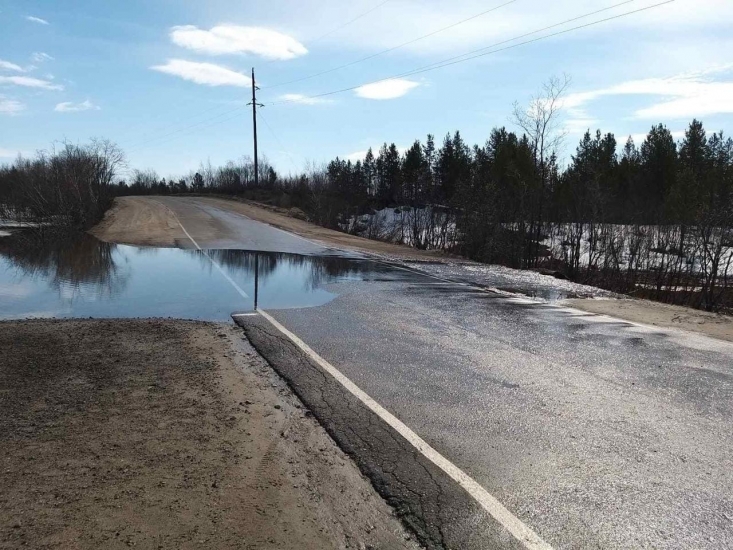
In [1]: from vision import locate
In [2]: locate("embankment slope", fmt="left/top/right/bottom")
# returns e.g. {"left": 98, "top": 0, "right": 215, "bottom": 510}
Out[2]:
{"left": 0, "top": 319, "right": 419, "bottom": 549}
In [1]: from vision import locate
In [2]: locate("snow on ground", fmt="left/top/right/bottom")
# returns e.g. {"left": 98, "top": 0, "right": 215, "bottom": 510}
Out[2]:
{"left": 406, "top": 261, "right": 617, "bottom": 302}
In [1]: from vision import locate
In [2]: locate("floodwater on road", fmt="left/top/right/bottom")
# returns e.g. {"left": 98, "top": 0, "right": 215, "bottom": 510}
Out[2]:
{"left": 1, "top": 230, "right": 623, "bottom": 322}
{"left": 0, "top": 232, "right": 392, "bottom": 321}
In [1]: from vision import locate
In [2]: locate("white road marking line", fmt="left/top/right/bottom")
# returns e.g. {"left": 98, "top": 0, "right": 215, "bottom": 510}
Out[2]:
{"left": 156, "top": 200, "right": 250, "bottom": 300}
{"left": 161, "top": 199, "right": 553, "bottom": 549}
{"left": 256, "top": 308, "right": 553, "bottom": 550}
{"left": 202, "top": 197, "right": 331, "bottom": 250}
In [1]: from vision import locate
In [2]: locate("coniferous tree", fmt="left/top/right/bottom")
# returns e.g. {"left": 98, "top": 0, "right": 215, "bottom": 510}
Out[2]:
{"left": 640, "top": 124, "right": 678, "bottom": 221}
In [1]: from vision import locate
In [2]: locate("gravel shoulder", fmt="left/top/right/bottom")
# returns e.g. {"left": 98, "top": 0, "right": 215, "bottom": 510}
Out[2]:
{"left": 0, "top": 319, "right": 420, "bottom": 550}
{"left": 562, "top": 297, "right": 733, "bottom": 343}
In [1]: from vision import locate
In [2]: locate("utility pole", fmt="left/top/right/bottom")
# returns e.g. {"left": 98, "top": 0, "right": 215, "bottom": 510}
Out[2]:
{"left": 247, "top": 68, "right": 263, "bottom": 187}
{"left": 254, "top": 252, "right": 259, "bottom": 310}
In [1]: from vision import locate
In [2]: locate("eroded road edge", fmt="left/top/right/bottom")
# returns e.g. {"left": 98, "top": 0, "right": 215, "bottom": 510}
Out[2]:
{"left": 234, "top": 313, "right": 528, "bottom": 550}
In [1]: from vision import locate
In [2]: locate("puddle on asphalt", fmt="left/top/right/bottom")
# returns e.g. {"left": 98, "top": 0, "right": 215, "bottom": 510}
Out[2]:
{"left": 0, "top": 232, "right": 392, "bottom": 321}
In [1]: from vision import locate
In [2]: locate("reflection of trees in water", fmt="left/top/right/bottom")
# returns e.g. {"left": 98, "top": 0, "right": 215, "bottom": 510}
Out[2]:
{"left": 0, "top": 230, "right": 128, "bottom": 299}
{"left": 188, "top": 249, "right": 383, "bottom": 290}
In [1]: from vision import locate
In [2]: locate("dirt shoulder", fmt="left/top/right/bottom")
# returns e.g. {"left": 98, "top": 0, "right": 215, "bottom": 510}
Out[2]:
{"left": 90, "top": 196, "right": 185, "bottom": 247}
{"left": 562, "top": 297, "right": 733, "bottom": 343}
{"left": 0, "top": 319, "right": 420, "bottom": 550}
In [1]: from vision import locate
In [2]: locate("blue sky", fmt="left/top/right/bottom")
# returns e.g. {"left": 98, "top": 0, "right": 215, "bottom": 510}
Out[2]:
{"left": 1, "top": 0, "right": 733, "bottom": 179}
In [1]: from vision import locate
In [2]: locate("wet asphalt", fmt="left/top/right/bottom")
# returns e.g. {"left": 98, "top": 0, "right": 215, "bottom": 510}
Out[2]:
{"left": 158, "top": 198, "right": 733, "bottom": 549}
{"left": 256, "top": 271, "right": 733, "bottom": 549}
{"left": 155, "top": 196, "right": 334, "bottom": 254}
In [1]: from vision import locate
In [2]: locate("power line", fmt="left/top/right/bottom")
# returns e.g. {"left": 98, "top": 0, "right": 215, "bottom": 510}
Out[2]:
{"left": 259, "top": 110, "right": 300, "bottom": 174}
{"left": 262, "top": 0, "right": 518, "bottom": 90}
{"left": 269, "top": 0, "right": 673, "bottom": 106}
{"left": 309, "top": 0, "right": 392, "bottom": 44}
{"left": 125, "top": 106, "right": 246, "bottom": 155}
{"left": 384, "top": 0, "right": 637, "bottom": 80}
{"left": 115, "top": 101, "right": 235, "bottom": 147}
{"left": 122, "top": 1, "right": 673, "bottom": 162}
{"left": 261, "top": 0, "right": 391, "bottom": 69}
{"left": 122, "top": 3, "right": 393, "bottom": 146}
{"left": 130, "top": 0, "right": 636, "bottom": 149}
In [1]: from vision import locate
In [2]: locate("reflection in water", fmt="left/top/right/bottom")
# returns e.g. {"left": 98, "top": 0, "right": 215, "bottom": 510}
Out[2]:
{"left": 0, "top": 231, "right": 128, "bottom": 300}
{"left": 195, "top": 249, "right": 386, "bottom": 291}
{"left": 0, "top": 231, "right": 393, "bottom": 321}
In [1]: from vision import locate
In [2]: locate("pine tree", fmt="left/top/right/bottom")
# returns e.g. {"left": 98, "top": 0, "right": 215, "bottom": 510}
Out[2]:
{"left": 402, "top": 140, "right": 427, "bottom": 203}
{"left": 363, "top": 148, "right": 376, "bottom": 197}
{"left": 640, "top": 124, "right": 678, "bottom": 221}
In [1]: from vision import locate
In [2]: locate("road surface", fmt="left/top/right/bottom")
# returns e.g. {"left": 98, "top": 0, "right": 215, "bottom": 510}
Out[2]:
{"left": 100, "top": 197, "right": 733, "bottom": 549}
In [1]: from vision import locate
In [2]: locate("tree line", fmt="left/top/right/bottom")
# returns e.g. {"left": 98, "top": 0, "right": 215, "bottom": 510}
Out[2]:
{"left": 0, "top": 140, "right": 124, "bottom": 231}
{"left": 311, "top": 118, "right": 732, "bottom": 310}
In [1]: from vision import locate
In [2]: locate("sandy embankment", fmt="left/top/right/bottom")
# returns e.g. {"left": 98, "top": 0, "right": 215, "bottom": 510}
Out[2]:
{"left": 0, "top": 319, "right": 419, "bottom": 549}
{"left": 90, "top": 196, "right": 185, "bottom": 247}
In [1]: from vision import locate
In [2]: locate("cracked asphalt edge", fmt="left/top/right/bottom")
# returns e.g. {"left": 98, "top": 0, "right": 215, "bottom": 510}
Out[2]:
{"left": 234, "top": 314, "right": 525, "bottom": 550}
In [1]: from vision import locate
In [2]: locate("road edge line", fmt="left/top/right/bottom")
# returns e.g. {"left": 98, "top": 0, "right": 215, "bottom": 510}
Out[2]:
{"left": 253, "top": 307, "right": 554, "bottom": 550}
{"left": 155, "top": 199, "right": 250, "bottom": 300}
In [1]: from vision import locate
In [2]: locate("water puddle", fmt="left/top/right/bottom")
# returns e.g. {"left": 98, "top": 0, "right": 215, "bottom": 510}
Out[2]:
{"left": 0, "top": 232, "right": 391, "bottom": 321}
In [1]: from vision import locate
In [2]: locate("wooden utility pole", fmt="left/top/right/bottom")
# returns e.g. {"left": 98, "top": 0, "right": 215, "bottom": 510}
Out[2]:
{"left": 247, "top": 68, "right": 263, "bottom": 187}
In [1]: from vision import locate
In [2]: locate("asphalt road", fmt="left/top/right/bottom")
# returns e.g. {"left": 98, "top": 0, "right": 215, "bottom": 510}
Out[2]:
{"left": 155, "top": 196, "right": 334, "bottom": 254}
{"left": 163, "top": 197, "right": 733, "bottom": 549}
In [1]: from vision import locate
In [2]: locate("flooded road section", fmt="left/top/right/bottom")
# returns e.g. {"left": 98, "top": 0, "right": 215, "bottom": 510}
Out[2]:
{"left": 0, "top": 232, "right": 395, "bottom": 321}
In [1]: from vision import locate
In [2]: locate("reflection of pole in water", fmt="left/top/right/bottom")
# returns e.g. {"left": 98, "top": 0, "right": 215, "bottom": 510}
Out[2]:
{"left": 254, "top": 252, "right": 259, "bottom": 310}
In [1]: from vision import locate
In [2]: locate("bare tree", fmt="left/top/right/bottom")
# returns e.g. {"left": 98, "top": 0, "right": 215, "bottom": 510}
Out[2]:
{"left": 513, "top": 74, "right": 571, "bottom": 265}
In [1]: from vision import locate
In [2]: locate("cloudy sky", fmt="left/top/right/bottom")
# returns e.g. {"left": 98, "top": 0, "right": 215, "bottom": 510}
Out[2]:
{"left": 1, "top": 0, "right": 732, "bottom": 176}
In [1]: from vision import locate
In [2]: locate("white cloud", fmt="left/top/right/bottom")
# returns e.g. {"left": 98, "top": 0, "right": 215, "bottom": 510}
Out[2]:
{"left": 150, "top": 59, "right": 251, "bottom": 87}
{"left": 563, "top": 65, "right": 733, "bottom": 121}
{"left": 345, "top": 145, "right": 408, "bottom": 162}
{"left": 0, "top": 60, "right": 25, "bottom": 72}
{"left": 0, "top": 75, "right": 63, "bottom": 90}
{"left": 627, "top": 130, "right": 686, "bottom": 145}
{"left": 0, "top": 147, "right": 31, "bottom": 158}
{"left": 345, "top": 150, "right": 368, "bottom": 162}
{"left": 170, "top": 25, "right": 307, "bottom": 60}
{"left": 278, "top": 93, "right": 332, "bottom": 105}
{"left": 634, "top": 84, "right": 733, "bottom": 119}
{"left": 0, "top": 97, "right": 25, "bottom": 115}
{"left": 54, "top": 100, "right": 100, "bottom": 113}
{"left": 564, "top": 117, "right": 600, "bottom": 136}
{"left": 31, "top": 52, "right": 54, "bottom": 63}
{"left": 354, "top": 79, "right": 420, "bottom": 100}
{"left": 26, "top": 16, "right": 49, "bottom": 25}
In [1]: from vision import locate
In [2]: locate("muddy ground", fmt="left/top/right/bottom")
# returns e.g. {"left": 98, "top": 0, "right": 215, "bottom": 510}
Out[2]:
{"left": 0, "top": 319, "right": 420, "bottom": 550}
